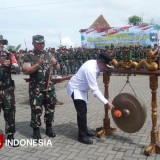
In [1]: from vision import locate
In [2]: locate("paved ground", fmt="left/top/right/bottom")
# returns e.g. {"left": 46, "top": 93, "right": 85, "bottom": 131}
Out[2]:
{"left": 0, "top": 73, "right": 160, "bottom": 160}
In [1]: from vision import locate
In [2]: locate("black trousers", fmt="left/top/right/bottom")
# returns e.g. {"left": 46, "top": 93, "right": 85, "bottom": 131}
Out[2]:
{"left": 71, "top": 92, "right": 88, "bottom": 136}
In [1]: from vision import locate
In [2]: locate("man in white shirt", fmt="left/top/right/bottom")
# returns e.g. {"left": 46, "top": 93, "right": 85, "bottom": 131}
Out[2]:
{"left": 67, "top": 51, "right": 114, "bottom": 144}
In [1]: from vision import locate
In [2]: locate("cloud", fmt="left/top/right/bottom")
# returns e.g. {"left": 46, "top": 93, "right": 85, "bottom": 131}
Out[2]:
{"left": 61, "top": 37, "right": 75, "bottom": 48}
{"left": 0, "top": 0, "right": 159, "bottom": 50}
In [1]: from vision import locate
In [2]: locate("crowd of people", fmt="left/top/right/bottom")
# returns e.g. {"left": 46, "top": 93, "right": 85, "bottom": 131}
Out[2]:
{"left": 7, "top": 42, "right": 160, "bottom": 75}
{"left": 0, "top": 34, "right": 159, "bottom": 147}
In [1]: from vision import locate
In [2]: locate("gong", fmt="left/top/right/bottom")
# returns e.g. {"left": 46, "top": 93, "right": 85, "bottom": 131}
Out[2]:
{"left": 111, "top": 93, "right": 147, "bottom": 133}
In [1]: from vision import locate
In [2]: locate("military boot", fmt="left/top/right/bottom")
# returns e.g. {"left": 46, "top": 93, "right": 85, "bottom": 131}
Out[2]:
{"left": 46, "top": 124, "right": 56, "bottom": 137}
{"left": 33, "top": 127, "right": 42, "bottom": 142}
{"left": 7, "top": 134, "right": 19, "bottom": 147}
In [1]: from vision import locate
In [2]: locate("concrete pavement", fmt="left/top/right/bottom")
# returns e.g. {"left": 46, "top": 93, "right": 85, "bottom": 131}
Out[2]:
{"left": 0, "top": 73, "right": 160, "bottom": 160}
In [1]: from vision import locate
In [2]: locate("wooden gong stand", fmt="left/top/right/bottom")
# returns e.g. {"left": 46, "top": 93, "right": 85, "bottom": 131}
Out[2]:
{"left": 96, "top": 69, "right": 160, "bottom": 156}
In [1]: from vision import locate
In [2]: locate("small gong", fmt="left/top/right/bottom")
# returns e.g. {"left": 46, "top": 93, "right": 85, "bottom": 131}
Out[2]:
{"left": 111, "top": 93, "right": 147, "bottom": 133}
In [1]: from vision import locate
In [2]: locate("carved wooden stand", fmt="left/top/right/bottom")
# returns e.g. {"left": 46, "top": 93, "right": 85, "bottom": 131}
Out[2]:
{"left": 96, "top": 72, "right": 116, "bottom": 138}
{"left": 144, "top": 75, "right": 160, "bottom": 156}
{"left": 96, "top": 69, "right": 160, "bottom": 156}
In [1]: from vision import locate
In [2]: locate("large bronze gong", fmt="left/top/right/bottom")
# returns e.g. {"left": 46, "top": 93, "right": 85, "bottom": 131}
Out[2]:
{"left": 111, "top": 93, "right": 147, "bottom": 133}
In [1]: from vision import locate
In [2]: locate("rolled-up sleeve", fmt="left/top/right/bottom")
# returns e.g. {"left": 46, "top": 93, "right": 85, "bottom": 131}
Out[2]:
{"left": 85, "top": 70, "right": 108, "bottom": 105}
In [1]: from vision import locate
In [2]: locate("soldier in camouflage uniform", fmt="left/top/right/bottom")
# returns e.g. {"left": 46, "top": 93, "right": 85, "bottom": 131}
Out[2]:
{"left": 0, "top": 35, "right": 19, "bottom": 147}
{"left": 69, "top": 50, "right": 76, "bottom": 74}
{"left": 22, "top": 35, "right": 60, "bottom": 141}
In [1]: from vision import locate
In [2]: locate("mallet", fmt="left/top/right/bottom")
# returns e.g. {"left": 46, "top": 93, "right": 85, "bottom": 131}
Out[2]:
{"left": 113, "top": 109, "right": 122, "bottom": 118}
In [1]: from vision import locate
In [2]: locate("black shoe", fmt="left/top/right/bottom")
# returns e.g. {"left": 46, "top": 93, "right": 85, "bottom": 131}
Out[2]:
{"left": 87, "top": 130, "right": 96, "bottom": 137}
{"left": 46, "top": 124, "right": 56, "bottom": 137}
{"left": 33, "top": 127, "right": 42, "bottom": 142}
{"left": 7, "top": 134, "right": 19, "bottom": 147}
{"left": 78, "top": 136, "right": 93, "bottom": 144}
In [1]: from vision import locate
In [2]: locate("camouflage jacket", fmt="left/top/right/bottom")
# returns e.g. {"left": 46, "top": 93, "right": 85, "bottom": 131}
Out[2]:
{"left": 0, "top": 51, "right": 14, "bottom": 90}
{"left": 23, "top": 50, "right": 55, "bottom": 92}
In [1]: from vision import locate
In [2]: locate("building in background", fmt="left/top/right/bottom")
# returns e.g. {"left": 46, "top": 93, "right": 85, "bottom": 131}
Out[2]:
{"left": 80, "top": 15, "right": 159, "bottom": 48}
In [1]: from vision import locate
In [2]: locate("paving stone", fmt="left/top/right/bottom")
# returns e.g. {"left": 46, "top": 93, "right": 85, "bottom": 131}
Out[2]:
{"left": 0, "top": 74, "right": 160, "bottom": 160}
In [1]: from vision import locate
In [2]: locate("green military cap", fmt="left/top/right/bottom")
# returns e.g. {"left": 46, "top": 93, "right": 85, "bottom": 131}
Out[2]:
{"left": 0, "top": 35, "right": 8, "bottom": 45}
{"left": 32, "top": 35, "right": 45, "bottom": 43}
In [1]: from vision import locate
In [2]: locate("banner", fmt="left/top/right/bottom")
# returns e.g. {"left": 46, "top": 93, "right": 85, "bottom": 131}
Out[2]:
{"left": 81, "top": 24, "right": 159, "bottom": 48}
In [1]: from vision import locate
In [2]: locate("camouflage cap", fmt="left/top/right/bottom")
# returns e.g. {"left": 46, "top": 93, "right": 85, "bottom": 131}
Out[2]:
{"left": 32, "top": 35, "right": 45, "bottom": 43}
{"left": 0, "top": 35, "right": 8, "bottom": 45}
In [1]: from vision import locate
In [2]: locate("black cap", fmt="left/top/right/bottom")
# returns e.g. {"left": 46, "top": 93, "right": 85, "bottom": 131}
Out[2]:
{"left": 0, "top": 35, "right": 8, "bottom": 45}
{"left": 98, "top": 51, "right": 113, "bottom": 64}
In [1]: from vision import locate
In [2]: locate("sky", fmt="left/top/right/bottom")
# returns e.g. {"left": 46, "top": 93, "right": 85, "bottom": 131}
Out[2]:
{"left": 0, "top": 0, "right": 159, "bottom": 50}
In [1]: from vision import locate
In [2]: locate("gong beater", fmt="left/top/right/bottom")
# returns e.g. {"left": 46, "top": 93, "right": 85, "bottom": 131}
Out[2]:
{"left": 111, "top": 93, "right": 147, "bottom": 133}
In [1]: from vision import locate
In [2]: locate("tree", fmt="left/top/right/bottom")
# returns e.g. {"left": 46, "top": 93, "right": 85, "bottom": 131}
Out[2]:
{"left": 5, "top": 44, "right": 21, "bottom": 54}
{"left": 128, "top": 15, "right": 142, "bottom": 26}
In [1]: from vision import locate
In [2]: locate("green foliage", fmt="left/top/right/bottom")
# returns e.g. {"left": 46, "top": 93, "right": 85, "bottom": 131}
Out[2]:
{"left": 128, "top": 15, "right": 142, "bottom": 26}
{"left": 6, "top": 44, "right": 21, "bottom": 53}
